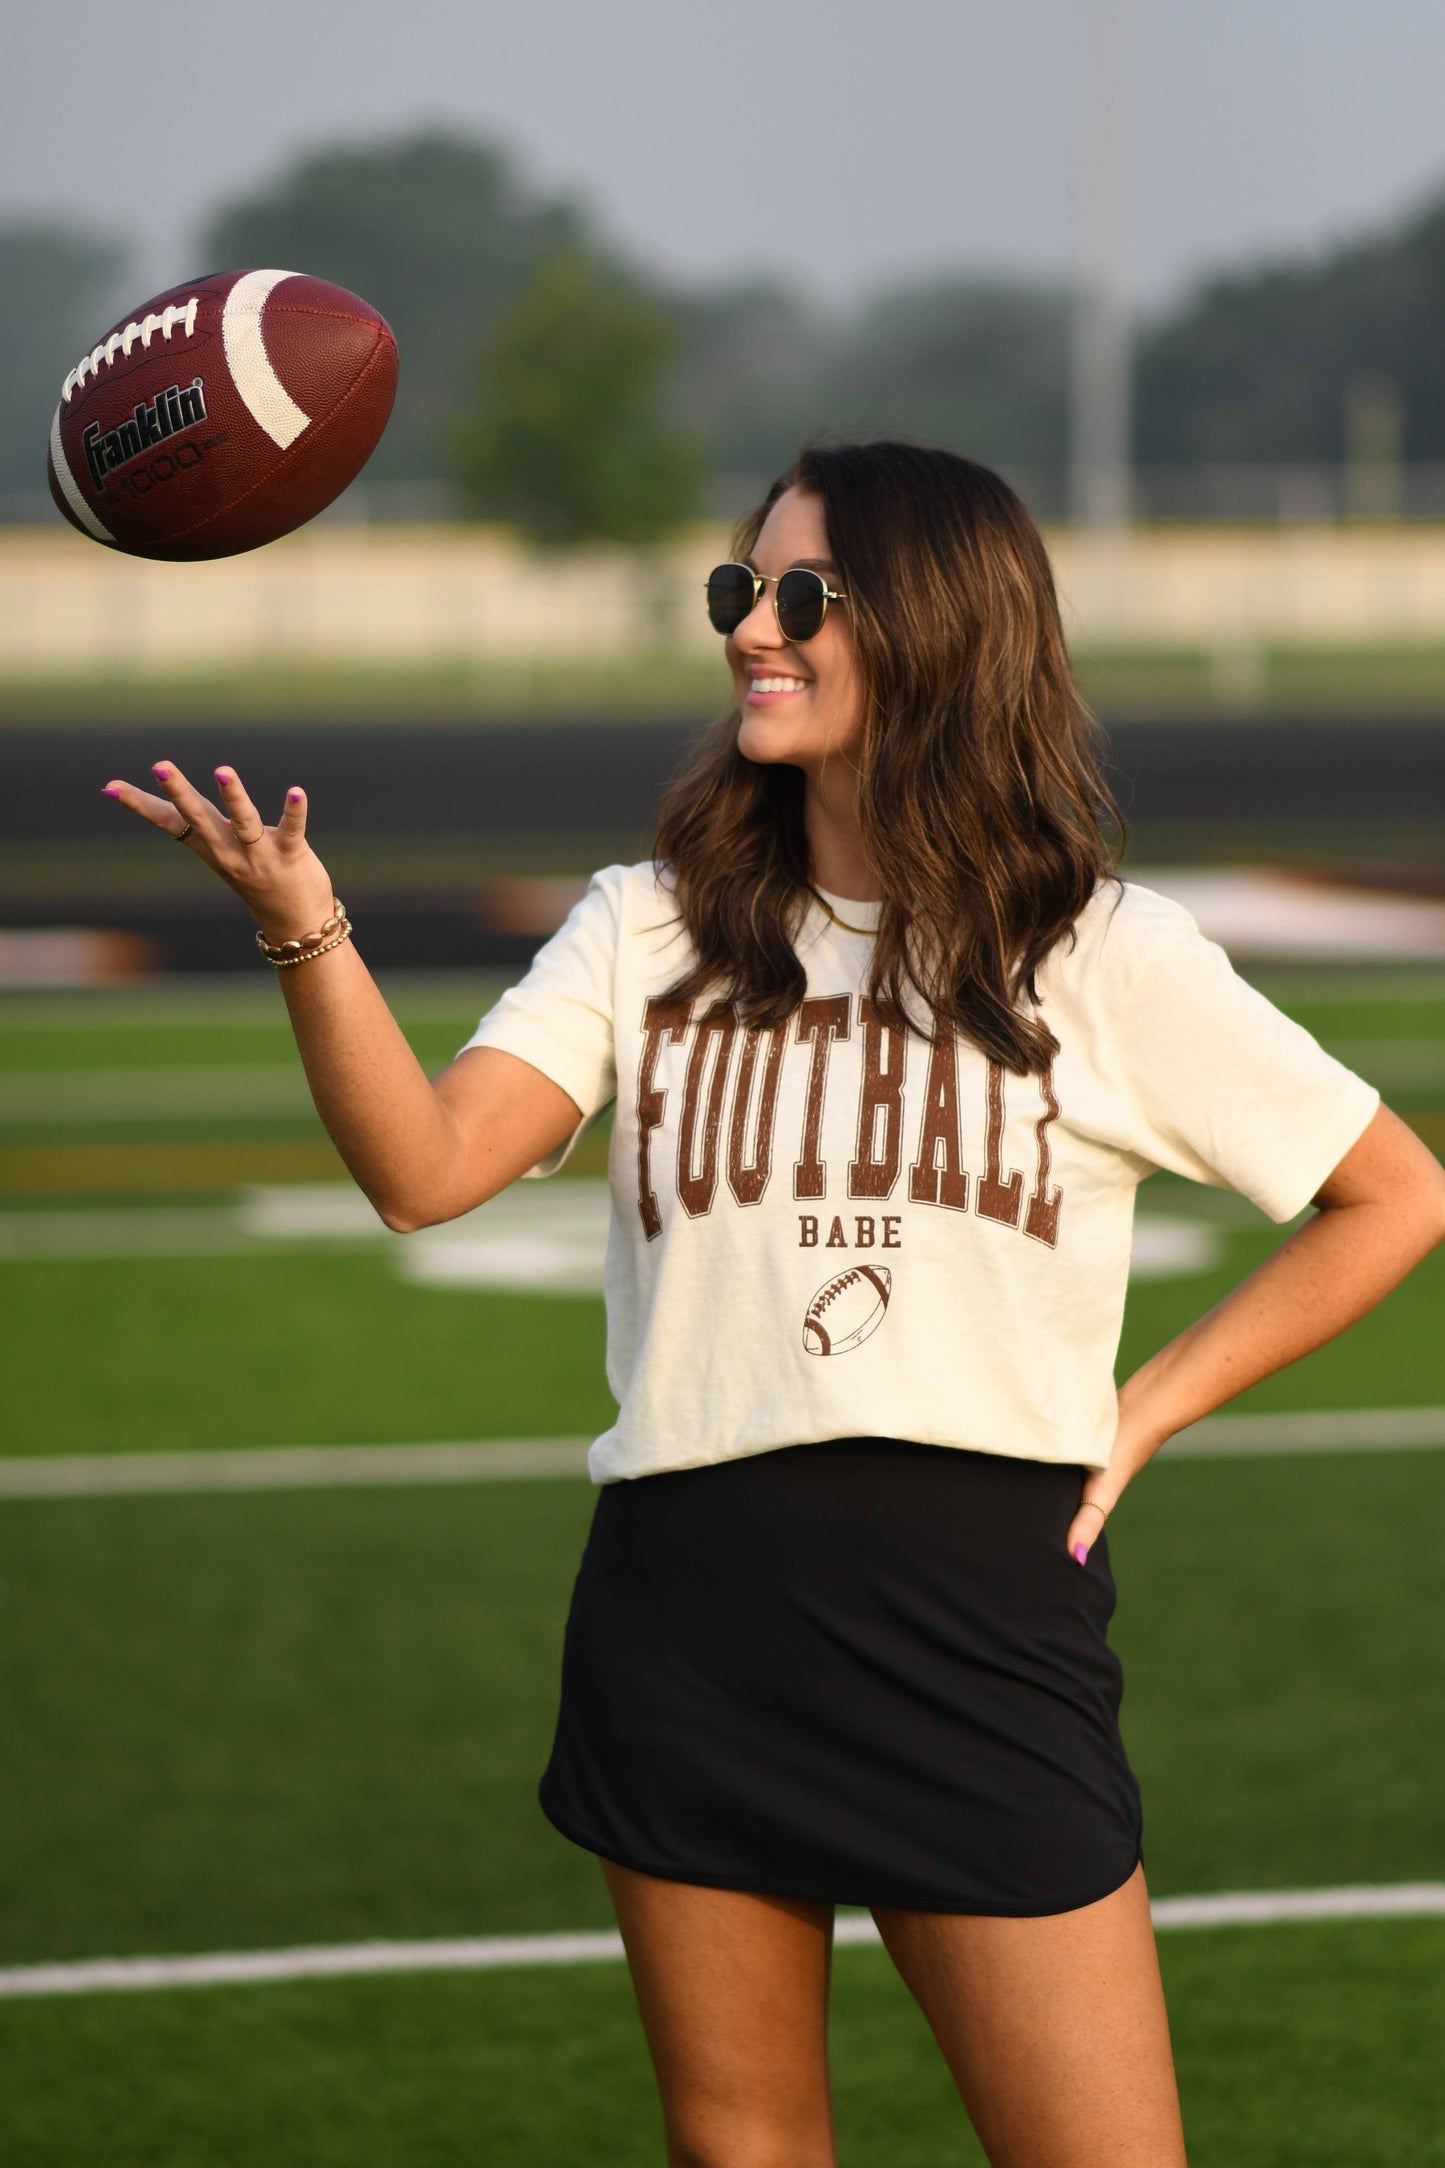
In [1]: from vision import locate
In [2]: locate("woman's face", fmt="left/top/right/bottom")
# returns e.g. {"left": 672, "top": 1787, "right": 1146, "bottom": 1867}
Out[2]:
{"left": 728, "top": 486, "right": 864, "bottom": 776}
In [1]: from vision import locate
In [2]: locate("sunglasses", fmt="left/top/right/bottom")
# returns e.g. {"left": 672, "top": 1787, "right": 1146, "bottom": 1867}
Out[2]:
{"left": 704, "top": 561, "right": 849, "bottom": 644}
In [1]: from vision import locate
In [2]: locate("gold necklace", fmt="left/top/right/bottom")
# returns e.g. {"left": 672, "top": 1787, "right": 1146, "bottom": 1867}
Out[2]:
{"left": 808, "top": 884, "right": 878, "bottom": 937}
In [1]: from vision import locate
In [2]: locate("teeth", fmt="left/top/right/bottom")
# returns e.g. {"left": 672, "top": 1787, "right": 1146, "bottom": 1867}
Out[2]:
{"left": 750, "top": 677, "right": 806, "bottom": 693}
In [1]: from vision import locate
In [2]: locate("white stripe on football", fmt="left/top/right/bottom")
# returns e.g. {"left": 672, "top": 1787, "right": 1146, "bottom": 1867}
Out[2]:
{"left": 220, "top": 269, "right": 312, "bottom": 448}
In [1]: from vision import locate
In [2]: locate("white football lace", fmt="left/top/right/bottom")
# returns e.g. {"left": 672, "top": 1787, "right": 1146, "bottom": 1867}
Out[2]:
{"left": 61, "top": 300, "right": 201, "bottom": 404}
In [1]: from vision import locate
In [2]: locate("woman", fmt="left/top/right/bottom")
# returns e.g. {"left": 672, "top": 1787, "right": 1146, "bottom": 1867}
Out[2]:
{"left": 104, "top": 441, "right": 1445, "bottom": 2168}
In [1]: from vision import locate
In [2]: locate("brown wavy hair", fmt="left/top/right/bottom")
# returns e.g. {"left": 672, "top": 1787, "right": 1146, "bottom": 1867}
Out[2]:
{"left": 652, "top": 440, "right": 1127, "bottom": 1077}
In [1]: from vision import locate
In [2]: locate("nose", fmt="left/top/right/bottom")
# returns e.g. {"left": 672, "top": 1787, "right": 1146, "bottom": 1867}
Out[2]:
{"left": 730, "top": 580, "right": 786, "bottom": 654}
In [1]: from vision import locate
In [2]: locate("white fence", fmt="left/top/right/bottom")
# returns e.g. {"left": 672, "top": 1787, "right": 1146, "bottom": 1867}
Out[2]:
{"left": 5, "top": 521, "right": 1445, "bottom": 674}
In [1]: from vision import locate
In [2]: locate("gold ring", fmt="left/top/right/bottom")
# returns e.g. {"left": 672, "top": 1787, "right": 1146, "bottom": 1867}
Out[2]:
{"left": 1077, "top": 1499, "right": 1110, "bottom": 1523}
{"left": 172, "top": 820, "right": 193, "bottom": 844}
{"left": 235, "top": 827, "right": 266, "bottom": 847}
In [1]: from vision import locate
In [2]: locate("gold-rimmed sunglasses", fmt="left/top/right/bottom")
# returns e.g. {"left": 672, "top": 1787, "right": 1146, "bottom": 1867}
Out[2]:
{"left": 704, "top": 562, "right": 849, "bottom": 644}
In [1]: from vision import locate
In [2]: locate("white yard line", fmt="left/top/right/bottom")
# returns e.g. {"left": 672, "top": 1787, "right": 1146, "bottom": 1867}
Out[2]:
{"left": 1163, "top": 1405, "right": 1445, "bottom": 1455}
{"left": 0, "top": 1440, "right": 595, "bottom": 1497}
{"left": 3, "top": 1884, "right": 1443, "bottom": 2000}
{"left": 2, "top": 1409, "right": 1444, "bottom": 1499}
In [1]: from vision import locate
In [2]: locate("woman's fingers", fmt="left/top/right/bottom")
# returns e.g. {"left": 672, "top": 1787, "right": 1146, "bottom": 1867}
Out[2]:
{"left": 1067, "top": 1491, "right": 1116, "bottom": 1566}
{"left": 147, "top": 760, "right": 231, "bottom": 847}
{"left": 278, "top": 786, "right": 308, "bottom": 844}
{"left": 212, "top": 765, "right": 269, "bottom": 848}
{"left": 101, "top": 774, "right": 211, "bottom": 843}
{"left": 100, "top": 763, "right": 318, "bottom": 901}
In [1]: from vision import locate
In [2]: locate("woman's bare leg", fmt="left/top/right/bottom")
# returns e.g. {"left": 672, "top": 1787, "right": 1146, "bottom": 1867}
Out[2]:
{"left": 599, "top": 1856, "right": 838, "bottom": 2168}
{"left": 870, "top": 1864, "right": 1187, "bottom": 2168}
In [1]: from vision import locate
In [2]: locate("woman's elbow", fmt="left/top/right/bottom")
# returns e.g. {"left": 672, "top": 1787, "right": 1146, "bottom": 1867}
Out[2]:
{"left": 372, "top": 1189, "right": 445, "bottom": 1235}
{"left": 374, "top": 1185, "right": 482, "bottom": 1234}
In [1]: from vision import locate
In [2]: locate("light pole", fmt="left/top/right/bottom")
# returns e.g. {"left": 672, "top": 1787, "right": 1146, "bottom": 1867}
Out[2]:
{"left": 1070, "top": 0, "right": 1133, "bottom": 531}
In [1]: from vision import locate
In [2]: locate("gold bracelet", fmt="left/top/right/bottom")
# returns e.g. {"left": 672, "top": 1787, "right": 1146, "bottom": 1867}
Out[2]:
{"left": 255, "top": 900, "right": 348, "bottom": 964}
{"left": 268, "top": 921, "right": 353, "bottom": 967}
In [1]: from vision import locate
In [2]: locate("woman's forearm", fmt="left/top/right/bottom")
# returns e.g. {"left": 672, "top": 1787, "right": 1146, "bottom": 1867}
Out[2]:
{"left": 1109, "top": 1189, "right": 1445, "bottom": 1486}
{"left": 271, "top": 937, "right": 467, "bottom": 1228}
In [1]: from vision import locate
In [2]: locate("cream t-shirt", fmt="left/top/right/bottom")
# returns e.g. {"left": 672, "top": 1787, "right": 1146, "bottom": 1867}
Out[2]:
{"left": 459, "top": 864, "right": 1379, "bottom": 1483}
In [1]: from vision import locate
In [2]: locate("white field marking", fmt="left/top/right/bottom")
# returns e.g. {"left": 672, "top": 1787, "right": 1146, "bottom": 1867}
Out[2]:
{"left": 401, "top": 1234, "right": 608, "bottom": 1293}
{"left": 238, "top": 1182, "right": 392, "bottom": 1237}
{"left": 1128, "top": 867, "right": 1445, "bottom": 962}
{"left": 0, "top": 1181, "right": 612, "bottom": 1294}
{"left": 1128, "top": 1216, "right": 1219, "bottom": 1277}
{"left": 221, "top": 270, "right": 310, "bottom": 448}
{"left": 0, "top": 1440, "right": 593, "bottom": 1499}
{"left": 405, "top": 1191, "right": 1429, "bottom": 1291}
{"left": 0, "top": 1183, "right": 601, "bottom": 1270}
{"left": 0, "top": 1185, "right": 1219, "bottom": 1288}
{"left": 60, "top": 299, "right": 199, "bottom": 402}
{"left": 259, "top": 1178, "right": 615, "bottom": 1294}
{"left": 1163, "top": 1405, "right": 1445, "bottom": 1456}
{"left": 47, "top": 405, "right": 113, "bottom": 542}
{"left": 3, "top": 1410, "right": 1445, "bottom": 1501}
{"left": 3, "top": 1885, "right": 1445, "bottom": 2000}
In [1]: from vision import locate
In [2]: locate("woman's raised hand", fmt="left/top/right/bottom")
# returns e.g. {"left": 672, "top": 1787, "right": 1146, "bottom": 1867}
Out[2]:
{"left": 102, "top": 760, "right": 337, "bottom": 945}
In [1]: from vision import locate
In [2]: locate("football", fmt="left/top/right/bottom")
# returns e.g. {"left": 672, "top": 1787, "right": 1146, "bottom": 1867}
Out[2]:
{"left": 801, "top": 1265, "right": 892, "bottom": 1356}
{"left": 47, "top": 269, "right": 398, "bottom": 561}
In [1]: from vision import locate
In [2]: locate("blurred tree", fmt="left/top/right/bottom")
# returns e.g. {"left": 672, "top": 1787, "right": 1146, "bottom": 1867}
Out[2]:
{"left": 823, "top": 277, "right": 1072, "bottom": 488}
{"left": 667, "top": 276, "right": 1071, "bottom": 514}
{"left": 201, "top": 131, "right": 591, "bottom": 490}
{"left": 452, "top": 248, "right": 702, "bottom": 546}
{"left": 0, "top": 224, "right": 131, "bottom": 501}
{"left": 669, "top": 279, "right": 832, "bottom": 504}
{"left": 1135, "top": 187, "right": 1445, "bottom": 466}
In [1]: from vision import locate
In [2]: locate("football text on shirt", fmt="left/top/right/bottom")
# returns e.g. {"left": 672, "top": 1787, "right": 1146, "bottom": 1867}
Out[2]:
{"left": 635, "top": 993, "right": 1062, "bottom": 1249}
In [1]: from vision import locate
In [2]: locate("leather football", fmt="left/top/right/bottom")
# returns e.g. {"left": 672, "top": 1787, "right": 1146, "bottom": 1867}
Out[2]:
{"left": 47, "top": 269, "right": 398, "bottom": 561}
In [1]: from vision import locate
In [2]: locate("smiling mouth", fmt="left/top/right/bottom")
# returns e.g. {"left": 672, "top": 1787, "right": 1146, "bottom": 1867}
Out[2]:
{"left": 747, "top": 675, "right": 809, "bottom": 695}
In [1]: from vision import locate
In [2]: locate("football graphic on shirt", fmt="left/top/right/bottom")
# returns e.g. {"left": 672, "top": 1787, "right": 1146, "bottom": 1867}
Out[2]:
{"left": 801, "top": 1266, "right": 892, "bottom": 1356}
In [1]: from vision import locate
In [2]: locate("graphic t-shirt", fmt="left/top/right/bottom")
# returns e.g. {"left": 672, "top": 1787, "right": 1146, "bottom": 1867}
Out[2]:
{"left": 459, "top": 864, "right": 1380, "bottom": 1483}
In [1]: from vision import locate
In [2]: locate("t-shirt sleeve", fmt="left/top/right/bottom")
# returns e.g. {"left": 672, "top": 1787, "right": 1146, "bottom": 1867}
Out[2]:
{"left": 1095, "top": 888, "right": 1381, "bottom": 1223}
{"left": 456, "top": 867, "right": 622, "bottom": 1178}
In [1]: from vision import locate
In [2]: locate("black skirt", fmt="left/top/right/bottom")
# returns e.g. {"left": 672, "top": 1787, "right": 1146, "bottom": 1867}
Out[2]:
{"left": 540, "top": 1437, "right": 1143, "bottom": 1916}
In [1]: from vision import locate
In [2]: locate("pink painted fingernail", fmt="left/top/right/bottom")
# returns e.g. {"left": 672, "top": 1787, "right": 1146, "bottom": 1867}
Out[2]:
{"left": 287, "top": 789, "right": 303, "bottom": 803}
{"left": 215, "top": 770, "right": 232, "bottom": 785}
{"left": 101, "top": 785, "right": 121, "bottom": 797}
{"left": 1073, "top": 1543, "right": 1088, "bottom": 1565}
{"left": 152, "top": 764, "right": 170, "bottom": 780}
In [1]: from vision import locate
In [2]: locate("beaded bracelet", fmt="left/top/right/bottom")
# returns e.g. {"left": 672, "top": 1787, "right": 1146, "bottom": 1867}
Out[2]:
{"left": 268, "top": 920, "right": 353, "bottom": 967}
{"left": 255, "top": 900, "right": 352, "bottom": 967}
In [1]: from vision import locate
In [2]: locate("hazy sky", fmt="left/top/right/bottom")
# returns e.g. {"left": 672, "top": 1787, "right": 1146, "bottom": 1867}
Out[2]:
{"left": 6, "top": 0, "right": 1444, "bottom": 316}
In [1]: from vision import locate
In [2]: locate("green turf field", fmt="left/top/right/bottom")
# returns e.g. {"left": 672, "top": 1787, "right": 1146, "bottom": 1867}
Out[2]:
{"left": 1, "top": 967, "right": 1442, "bottom": 2164}
{"left": 5, "top": 1922, "right": 1444, "bottom": 2167}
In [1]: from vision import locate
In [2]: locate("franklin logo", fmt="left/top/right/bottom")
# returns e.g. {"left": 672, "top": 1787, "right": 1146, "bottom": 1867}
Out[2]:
{"left": 82, "top": 378, "right": 207, "bottom": 492}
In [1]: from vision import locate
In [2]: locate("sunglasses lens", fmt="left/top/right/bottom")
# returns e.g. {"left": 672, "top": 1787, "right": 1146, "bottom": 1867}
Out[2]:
{"left": 775, "top": 568, "right": 828, "bottom": 642}
{"left": 705, "top": 563, "right": 757, "bottom": 634}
